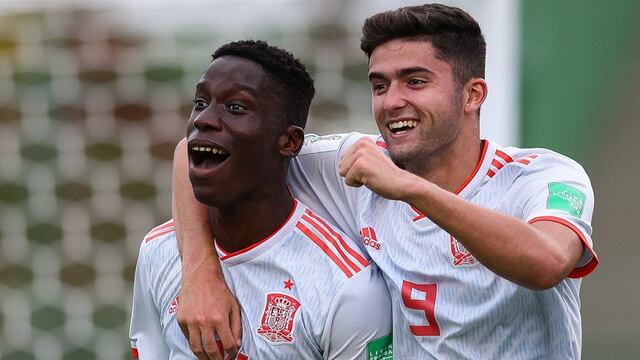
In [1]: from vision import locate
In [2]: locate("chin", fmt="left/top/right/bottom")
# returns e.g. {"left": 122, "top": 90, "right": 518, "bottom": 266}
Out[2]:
{"left": 192, "top": 187, "right": 219, "bottom": 207}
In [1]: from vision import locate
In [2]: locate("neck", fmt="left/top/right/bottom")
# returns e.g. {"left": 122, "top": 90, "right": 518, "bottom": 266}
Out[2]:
{"left": 407, "top": 128, "right": 483, "bottom": 194}
{"left": 210, "top": 183, "right": 294, "bottom": 254}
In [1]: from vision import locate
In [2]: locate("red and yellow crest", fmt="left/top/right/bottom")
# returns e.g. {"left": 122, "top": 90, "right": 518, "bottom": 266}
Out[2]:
{"left": 257, "top": 293, "right": 301, "bottom": 344}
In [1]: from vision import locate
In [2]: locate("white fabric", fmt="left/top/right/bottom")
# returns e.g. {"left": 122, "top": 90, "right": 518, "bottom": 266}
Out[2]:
{"left": 287, "top": 132, "right": 597, "bottom": 359}
{"left": 129, "top": 200, "right": 392, "bottom": 360}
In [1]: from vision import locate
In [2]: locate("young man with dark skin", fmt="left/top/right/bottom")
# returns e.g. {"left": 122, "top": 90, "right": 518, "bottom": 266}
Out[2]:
{"left": 173, "top": 4, "right": 598, "bottom": 359}
{"left": 130, "top": 40, "right": 392, "bottom": 359}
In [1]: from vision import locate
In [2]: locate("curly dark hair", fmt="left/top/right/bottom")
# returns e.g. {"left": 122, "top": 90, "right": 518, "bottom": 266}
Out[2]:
{"left": 212, "top": 40, "right": 315, "bottom": 129}
{"left": 361, "top": 4, "right": 485, "bottom": 87}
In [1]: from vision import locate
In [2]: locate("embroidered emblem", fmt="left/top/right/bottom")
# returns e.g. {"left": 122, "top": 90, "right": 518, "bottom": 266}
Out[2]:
{"left": 257, "top": 293, "right": 301, "bottom": 344}
{"left": 283, "top": 279, "right": 294, "bottom": 290}
{"left": 449, "top": 236, "right": 478, "bottom": 267}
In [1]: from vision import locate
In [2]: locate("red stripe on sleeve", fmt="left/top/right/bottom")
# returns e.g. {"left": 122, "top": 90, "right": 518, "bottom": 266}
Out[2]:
{"left": 296, "top": 222, "right": 353, "bottom": 278}
{"left": 130, "top": 348, "right": 139, "bottom": 359}
{"left": 304, "top": 210, "right": 369, "bottom": 267}
{"left": 144, "top": 227, "right": 175, "bottom": 243}
{"left": 528, "top": 216, "right": 599, "bottom": 278}
{"left": 301, "top": 215, "right": 362, "bottom": 274}
{"left": 495, "top": 149, "right": 513, "bottom": 163}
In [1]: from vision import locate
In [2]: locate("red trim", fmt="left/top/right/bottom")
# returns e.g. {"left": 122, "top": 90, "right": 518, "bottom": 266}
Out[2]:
{"left": 495, "top": 149, "right": 513, "bottom": 163}
{"left": 454, "top": 140, "right": 488, "bottom": 194}
{"left": 301, "top": 214, "right": 362, "bottom": 273}
{"left": 487, "top": 169, "right": 496, "bottom": 178}
{"left": 375, "top": 140, "right": 388, "bottom": 149}
{"left": 528, "top": 216, "right": 599, "bottom": 278}
{"left": 219, "top": 200, "right": 298, "bottom": 260}
{"left": 144, "top": 227, "right": 175, "bottom": 243}
{"left": 410, "top": 205, "right": 426, "bottom": 222}
{"left": 149, "top": 219, "right": 174, "bottom": 233}
{"left": 491, "top": 159, "right": 505, "bottom": 170}
{"left": 130, "top": 348, "right": 139, "bottom": 358}
{"left": 304, "top": 210, "right": 369, "bottom": 267}
{"left": 297, "top": 222, "right": 353, "bottom": 278}
{"left": 516, "top": 158, "right": 531, "bottom": 165}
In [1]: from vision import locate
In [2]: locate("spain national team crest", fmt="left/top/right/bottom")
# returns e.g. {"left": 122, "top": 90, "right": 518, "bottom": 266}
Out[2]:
{"left": 257, "top": 292, "right": 301, "bottom": 345}
{"left": 449, "top": 235, "right": 478, "bottom": 267}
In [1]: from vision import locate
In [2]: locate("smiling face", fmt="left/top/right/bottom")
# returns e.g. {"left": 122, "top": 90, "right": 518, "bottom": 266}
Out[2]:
{"left": 187, "top": 56, "right": 284, "bottom": 207}
{"left": 368, "top": 39, "right": 466, "bottom": 170}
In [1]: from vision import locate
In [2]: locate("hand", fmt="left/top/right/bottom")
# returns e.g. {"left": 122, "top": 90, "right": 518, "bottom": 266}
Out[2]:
{"left": 177, "top": 261, "right": 242, "bottom": 360}
{"left": 338, "top": 137, "right": 420, "bottom": 201}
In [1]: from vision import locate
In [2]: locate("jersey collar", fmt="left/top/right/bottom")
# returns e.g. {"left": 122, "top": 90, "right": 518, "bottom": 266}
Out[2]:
{"left": 215, "top": 199, "right": 304, "bottom": 266}
{"left": 455, "top": 139, "right": 495, "bottom": 199}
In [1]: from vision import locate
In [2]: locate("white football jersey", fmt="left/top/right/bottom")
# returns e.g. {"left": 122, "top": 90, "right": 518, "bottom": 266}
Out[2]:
{"left": 287, "top": 132, "right": 598, "bottom": 359}
{"left": 129, "top": 200, "right": 393, "bottom": 360}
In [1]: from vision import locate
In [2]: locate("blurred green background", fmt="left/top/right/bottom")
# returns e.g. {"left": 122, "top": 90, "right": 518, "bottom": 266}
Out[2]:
{"left": 0, "top": 0, "right": 638, "bottom": 359}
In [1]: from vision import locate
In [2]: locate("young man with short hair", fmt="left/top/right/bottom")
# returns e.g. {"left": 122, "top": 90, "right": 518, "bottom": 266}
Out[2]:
{"left": 129, "top": 40, "right": 392, "bottom": 359}
{"left": 173, "top": 5, "right": 597, "bottom": 359}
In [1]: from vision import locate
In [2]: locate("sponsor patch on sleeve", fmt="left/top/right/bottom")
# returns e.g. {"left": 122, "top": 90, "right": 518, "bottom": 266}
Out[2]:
{"left": 367, "top": 333, "right": 393, "bottom": 360}
{"left": 547, "top": 182, "right": 586, "bottom": 217}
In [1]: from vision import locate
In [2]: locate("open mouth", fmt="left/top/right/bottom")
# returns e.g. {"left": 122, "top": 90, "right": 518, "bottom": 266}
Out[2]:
{"left": 388, "top": 120, "right": 418, "bottom": 135}
{"left": 189, "top": 143, "right": 230, "bottom": 169}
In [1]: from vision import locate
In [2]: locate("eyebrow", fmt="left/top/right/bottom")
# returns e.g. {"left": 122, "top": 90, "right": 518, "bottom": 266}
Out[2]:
{"left": 368, "top": 66, "right": 435, "bottom": 81}
{"left": 194, "top": 81, "right": 259, "bottom": 96}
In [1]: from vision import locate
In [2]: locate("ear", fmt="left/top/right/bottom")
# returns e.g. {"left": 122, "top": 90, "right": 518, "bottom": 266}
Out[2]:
{"left": 278, "top": 125, "right": 305, "bottom": 157}
{"left": 463, "top": 78, "right": 488, "bottom": 116}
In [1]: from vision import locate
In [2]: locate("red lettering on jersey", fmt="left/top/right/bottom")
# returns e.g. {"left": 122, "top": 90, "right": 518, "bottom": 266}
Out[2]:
{"left": 257, "top": 293, "right": 301, "bottom": 344}
{"left": 168, "top": 296, "right": 179, "bottom": 315}
{"left": 401, "top": 281, "right": 440, "bottom": 336}
{"left": 360, "top": 226, "right": 381, "bottom": 251}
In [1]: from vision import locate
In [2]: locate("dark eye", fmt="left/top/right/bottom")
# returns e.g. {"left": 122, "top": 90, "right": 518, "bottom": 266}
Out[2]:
{"left": 193, "top": 98, "right": 208, "bottom": 111}
{"left": 226, "top": 103, "right": 247, "bottom": 113}
{"left": 371, "top": 82, "right": 388, "bottom": 94}
{"left": 408, "top": 78, "right": 427, "bottom": 86}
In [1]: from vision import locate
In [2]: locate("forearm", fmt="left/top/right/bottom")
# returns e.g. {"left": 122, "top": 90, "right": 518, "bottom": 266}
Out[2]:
{"left": 172, "top": 137, "right": 221, "bottom": 277}
{"left": 404, "top": 178, "right": 580, "bottom": 289}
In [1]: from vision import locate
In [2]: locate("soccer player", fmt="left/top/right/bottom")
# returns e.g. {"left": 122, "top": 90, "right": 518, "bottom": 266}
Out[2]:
{"left": 129, "top": 40, "right": 392, "bottom": 359}
{"left": 173, "top": 4, "right": 598, "bottom": 359}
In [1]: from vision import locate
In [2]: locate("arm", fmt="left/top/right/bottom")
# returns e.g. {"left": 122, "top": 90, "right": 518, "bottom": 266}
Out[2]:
{"left": 339, "top": 138, "right": 587, "bottom": 290}
{"left": 172, "top": 137, "right": 241, "bottom": 359}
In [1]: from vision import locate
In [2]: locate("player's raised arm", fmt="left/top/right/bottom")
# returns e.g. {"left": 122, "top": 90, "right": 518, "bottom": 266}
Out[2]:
{"left": 339, "top": 137, "right": 590, "bottom": 290}
{"left": 172, "top": 137, "right": 241, "bottom": 360}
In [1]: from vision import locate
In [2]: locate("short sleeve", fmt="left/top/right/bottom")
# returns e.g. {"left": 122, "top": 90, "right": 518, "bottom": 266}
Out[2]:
{"left": 288, "top": 132, "right": 378, "bottom": 242}
{"left": 129, "top": 242, "right": 171, "bottom": 359}
{"left": 321, "top": 264, "right": 393, "bottom": 360}
{"left": 508, "top": 152, "right": 597, "bottom": 278}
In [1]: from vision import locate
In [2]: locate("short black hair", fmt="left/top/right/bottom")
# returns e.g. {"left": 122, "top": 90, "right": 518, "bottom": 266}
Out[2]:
{"left": 361, "top": 3, "right": 485, "bottom": 86}
{"left": 212, "top": 40, "right": 315, "bottom": 128}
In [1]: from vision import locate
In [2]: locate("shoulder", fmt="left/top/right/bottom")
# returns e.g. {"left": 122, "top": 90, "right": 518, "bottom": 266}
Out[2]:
{"left": 299, "top": 132, "right": 378, "bottom": 156}
{"left": 137, "top": 219, "right": 180, "bottom": 269}
{"left": 494, "top": 143, "right": 590, "bottom": 181}
{"left": 292, "top": 203, "right": 370, "bottom": 280}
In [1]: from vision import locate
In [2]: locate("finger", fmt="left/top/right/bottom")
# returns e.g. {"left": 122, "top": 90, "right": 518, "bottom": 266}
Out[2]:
{"left": 216, "top": 324, "right": 239, "bottom": 359}
{"left": 230, "top": 303, "right": 243, "bottom": 347}
{"left": 200, "top": 330, "right": 223, "bottom": 360}
{"left": 187, "top": 327, "right": 211, "bottom": 360}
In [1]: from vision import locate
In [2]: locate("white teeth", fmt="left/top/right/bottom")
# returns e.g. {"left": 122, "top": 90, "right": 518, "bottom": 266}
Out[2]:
{"left": 388, "top": 120, "right": 418, "bottom": 130}
{"left": 191, "top": 145, "right": 228, "bottom": 155}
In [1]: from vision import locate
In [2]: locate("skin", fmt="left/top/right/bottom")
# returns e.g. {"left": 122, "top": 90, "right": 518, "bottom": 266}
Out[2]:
{"left": 172, "top": 39, "right": 585, "bottom": 356}
{"left": 339, "top": 39, "right": 584, "bottom": 289}
{"left": 177, "top": 55, "right": 304, "bottom": 360}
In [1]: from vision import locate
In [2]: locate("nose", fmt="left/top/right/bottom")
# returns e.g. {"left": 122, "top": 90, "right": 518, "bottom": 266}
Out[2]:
{"left": 192, "top": 106, "right": 223, "bottom": 132}
{"left": 382, "top": 81, "right": 407, "bottom": 111}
